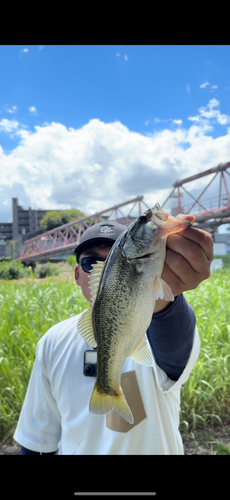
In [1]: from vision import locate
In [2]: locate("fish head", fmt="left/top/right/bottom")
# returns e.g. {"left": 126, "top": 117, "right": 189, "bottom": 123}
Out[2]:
{"left": 121, "top": 202, "right": 193, "bottom": 261}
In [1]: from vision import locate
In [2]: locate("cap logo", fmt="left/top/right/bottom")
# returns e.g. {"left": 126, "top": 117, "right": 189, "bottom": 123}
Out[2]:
{"left": 99, "top": 225, "right": 115, "bottom": 235}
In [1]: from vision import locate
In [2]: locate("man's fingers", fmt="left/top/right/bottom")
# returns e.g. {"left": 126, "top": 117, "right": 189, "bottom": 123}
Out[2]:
{"left": 166, "top": 228, "right": 213, "bottom": 272}
{"left": 161, "top": 261, "right": 185, "bottom": 295}
{"left": 170, "top": 226, "right": 214, "bottom": 262}
{"left": 164, "top": 248, "right": 200, "bottom": 291}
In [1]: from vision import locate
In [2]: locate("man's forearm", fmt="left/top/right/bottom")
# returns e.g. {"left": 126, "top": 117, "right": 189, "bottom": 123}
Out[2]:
{"left": 147, "top": 294, "right": 196, "bottom": 380}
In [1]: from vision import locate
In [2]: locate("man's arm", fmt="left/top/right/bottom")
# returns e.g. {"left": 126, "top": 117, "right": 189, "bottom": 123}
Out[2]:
{"left": 14, "top": 336, "right": 62, "bottom": 454}
{"left": 147, "top": 293, "right": 196, "bottom": 380}
{"left": 148, "top": 220, "right": 213, "bottom": 379}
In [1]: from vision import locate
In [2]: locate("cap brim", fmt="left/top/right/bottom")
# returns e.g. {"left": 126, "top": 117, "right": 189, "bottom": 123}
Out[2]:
{"left": 74, "top": 236, "right": 116, "bottom": 262}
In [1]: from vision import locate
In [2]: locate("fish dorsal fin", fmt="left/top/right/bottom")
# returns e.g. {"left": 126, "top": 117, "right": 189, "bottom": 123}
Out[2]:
{"left": 153, "top": 276, "right": 174, "bottom": 301}
{"left": 77, "top": 261, "right": 105, "bottom": 347}
{"left": 89, "top": 260, "right": 105, "bottom": 304}
{"left": 77, "top": 308, "right": 97, "bottom": 348}
{"left": 129, "top": 336, "right": 154, "bottom": 366}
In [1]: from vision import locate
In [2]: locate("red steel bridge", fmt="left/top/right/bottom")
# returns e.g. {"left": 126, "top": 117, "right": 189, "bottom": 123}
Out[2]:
{"left": 16, "top": 162, "right": 230, "bottom": 264}
{"left": 16, "top": 196, "right": 148, "bottom": 264}
{"left": 162, "top": 161, "right": 230, "bottom": 229}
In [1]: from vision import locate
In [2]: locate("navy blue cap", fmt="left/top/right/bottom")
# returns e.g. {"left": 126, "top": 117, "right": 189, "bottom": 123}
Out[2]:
{"left": 74, "top": 221, "right": 126, "bottom": 262}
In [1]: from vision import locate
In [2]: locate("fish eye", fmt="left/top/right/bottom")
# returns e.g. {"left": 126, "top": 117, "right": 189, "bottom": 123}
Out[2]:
{"left": 138, "top": 214, "right": 147, "bottom": 224}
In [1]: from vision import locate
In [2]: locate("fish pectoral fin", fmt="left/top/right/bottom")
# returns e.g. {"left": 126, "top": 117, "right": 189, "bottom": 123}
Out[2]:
{"left": 89, "top": 260, "right": 105, "bottom": 304}
{"left": 77, "top": 308, "right": 97, "bottom": 348}
{"left": 129, "top": 336, "right": 154, "bottom": 366}
{"left": 89, "top": 382, "right": 134, "bottom": 424}
{"left": 153, "top": 276, "right": 174, "bottom": 301}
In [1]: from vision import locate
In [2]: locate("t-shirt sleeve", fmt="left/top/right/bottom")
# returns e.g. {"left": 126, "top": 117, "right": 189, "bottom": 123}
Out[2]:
{"left": 13, "top": 338, "right": 61, "bottom": 453}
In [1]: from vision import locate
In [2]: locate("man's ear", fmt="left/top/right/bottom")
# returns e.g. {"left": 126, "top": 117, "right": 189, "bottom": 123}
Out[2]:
{"left": 75, "top": 265, "right": 80, "bottom": 285}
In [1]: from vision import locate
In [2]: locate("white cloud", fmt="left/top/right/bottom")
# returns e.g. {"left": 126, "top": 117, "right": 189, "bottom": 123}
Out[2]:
{"left": 200, "top": 82, "right": 218, "bottom": 93}
{"left": 124, "top": 55, "right": 128, "bottom": 61}
{"left": 0, "top": 118, "right": 19, "bottom": 133}
{"left": 1, "top": 115, "right": 230, "bottom": 222}
{"left": 7, "top": 106, "right": 17, "bottom": 114}
{"left": 173, "top": 119, "right": 183, "bottom": 126}
{"left": 186, "top": 84, "right": 190, "bottom": 92}
{"left": 200, "top": 82, "right": 210, "bottom": 89}
{"left": 188, "top": 99, "right": 230, "bottom": 127}
{"left": 154, "top": 118, "right": 167, "bottom": 123}
{"left": 116, "top": 52, "right": 120, "bottom": 57}
{"left": 38, "top": 45, "right": 44, "bottom": 51}
{"left": 28, "top": 106, "right": 37, "bottom": 114}
{"left": 19, "top": 48, "right": 29, "bottom": 58}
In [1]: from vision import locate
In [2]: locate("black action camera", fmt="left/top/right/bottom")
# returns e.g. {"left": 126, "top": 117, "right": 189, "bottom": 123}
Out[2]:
{"left": 84, "top": 350, "right": 97, "bottom": 377}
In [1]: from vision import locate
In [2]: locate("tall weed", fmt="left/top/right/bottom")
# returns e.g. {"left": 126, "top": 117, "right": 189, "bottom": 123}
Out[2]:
{"left": 0, "top": 278, "right": 88, "bottom": 439}
{"left": 181, "top": 269, "right": 230, "bottom": 431}
{"left": 0, "top": 269, "right": 230, "bottom": 439}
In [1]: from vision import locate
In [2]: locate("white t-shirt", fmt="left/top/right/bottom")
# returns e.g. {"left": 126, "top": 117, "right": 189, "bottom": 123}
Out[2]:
{"left": 14, "top": 312, "right": 200, "bottom": 455}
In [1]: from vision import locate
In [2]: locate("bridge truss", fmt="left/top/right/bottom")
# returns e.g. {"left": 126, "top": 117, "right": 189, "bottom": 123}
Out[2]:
{"left": 162, "top": 162, "right": 230, "bottom": 229}
{"left": 16, "top": 196, "right": 148, "bottom": 264}
{"left": 16, "top": 162, "right": 230, "bottom": 264}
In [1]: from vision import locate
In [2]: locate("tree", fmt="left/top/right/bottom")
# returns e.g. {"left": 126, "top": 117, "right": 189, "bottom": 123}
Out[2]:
{"left": 40, "top": 208, "right": 85, "bottom": 232}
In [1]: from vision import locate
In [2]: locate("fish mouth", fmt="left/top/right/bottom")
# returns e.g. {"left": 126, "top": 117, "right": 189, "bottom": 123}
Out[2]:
{"left": 150, "top": 203, "right": 193, "bottom": 236}
{"left": 135, "top": 252, "right": 152, "bottom": 260}
{"left": 156, "top": 216, "right": 192, "bottom": 236}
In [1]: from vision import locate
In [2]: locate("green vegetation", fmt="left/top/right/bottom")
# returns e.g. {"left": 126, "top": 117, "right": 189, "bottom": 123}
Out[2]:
{"left": 40, "top": 208, "right": 85, "bottom": 232}
{"left": 0, "top": 258, "right": 75, "bottom": 281}
{"left": 37, "top": 262, "right": 61, "bottom": 279}
{"left": 215, "top": 442, "right": 230, "bottom": 455}
{"left": 0, "top": 267, "right": 230, "bottom": 444}
{"left": 181, "top": 269, "right": 230, "bottom": 432}
{"left": 0, "top": 278, "right": 88, "bottom": 440}
{"left": 0, "top": 260, "right": 29, "bottom": 280}
{"left": 67, "top": 254, "right": 77, "bottom": 268}
{"left": 214, "top": 254, "right": 230, "bottom": 269}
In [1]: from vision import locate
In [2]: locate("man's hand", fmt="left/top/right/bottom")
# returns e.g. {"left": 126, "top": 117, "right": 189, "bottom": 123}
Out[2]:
{"left": 154, "top": 214, "right": 214, "bottom": 313}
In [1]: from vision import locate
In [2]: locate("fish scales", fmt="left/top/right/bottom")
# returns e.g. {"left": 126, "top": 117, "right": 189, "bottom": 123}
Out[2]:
{"left": 78, "top": 203, "right": 193, "bottom": 423}
{"left": 93, "top": 249, "right": 154, "bottom": 392}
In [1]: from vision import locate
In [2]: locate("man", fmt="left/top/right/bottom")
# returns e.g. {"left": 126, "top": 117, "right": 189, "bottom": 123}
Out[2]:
{"left": 14, "top": 217, "right": 213, "bottom": 454}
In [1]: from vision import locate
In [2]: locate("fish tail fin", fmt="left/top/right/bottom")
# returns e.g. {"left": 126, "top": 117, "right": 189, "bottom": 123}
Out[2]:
{"left": 89, "top": 382, "right": 134, "bottom": 424}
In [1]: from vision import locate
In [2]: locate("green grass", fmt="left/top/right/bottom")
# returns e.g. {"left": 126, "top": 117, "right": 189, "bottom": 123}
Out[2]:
{"left": 0, "top": 268, "right": 230, "bottom": 441}
{"left": 181, "top": 269, "right": 230, "bottom": 432}
{"left": 0, "top": 277, "right": 88, "bottom": 440}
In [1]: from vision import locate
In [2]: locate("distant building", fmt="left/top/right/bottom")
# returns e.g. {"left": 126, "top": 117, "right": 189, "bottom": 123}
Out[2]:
{"left": 12, "top": 198, "right": 50, "bottom": 240}
{"left": 0, "top": 198, "right": 60, "bottom": 258}
{"left": 0, "top": 222, "right": 13, "bottom": 243}
{"left": 0, "top": 223, "right": 13, "bottom": 257}
{"left": 214, "top": 233, "right": 230, "bottom": 255}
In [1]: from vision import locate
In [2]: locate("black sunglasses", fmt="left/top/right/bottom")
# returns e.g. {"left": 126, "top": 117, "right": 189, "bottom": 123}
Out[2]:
{"left": 79, "top": 256, "right": 106, "bottom": 273}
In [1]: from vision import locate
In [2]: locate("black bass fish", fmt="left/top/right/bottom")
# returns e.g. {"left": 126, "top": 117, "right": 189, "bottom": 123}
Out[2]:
{"left": 78, "top": 203, "right": 193, "bottom": 423}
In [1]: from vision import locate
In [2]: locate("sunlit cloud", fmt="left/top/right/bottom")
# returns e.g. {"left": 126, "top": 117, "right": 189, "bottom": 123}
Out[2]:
{"left": 200, "top": 82, "right": 210, "bottom": 89}
{"left": 28, "top": 106, "right": 37, "bottom": 114}
{"left": 0, "top": 110, "right": 229, "bottom": 224}
{"left": 0, "top": 118, "right": 19, "bottom": 133}
{"left": 19, "top": 48, "right": 29, "bottom": 58}
{"left": 7, "top": 106, "right": 17, "bottom": 114}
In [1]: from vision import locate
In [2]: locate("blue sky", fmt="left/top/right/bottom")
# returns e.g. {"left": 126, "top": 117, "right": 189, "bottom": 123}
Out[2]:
{"left": 1, "top": 45, "right": 230, "bottom": 227}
